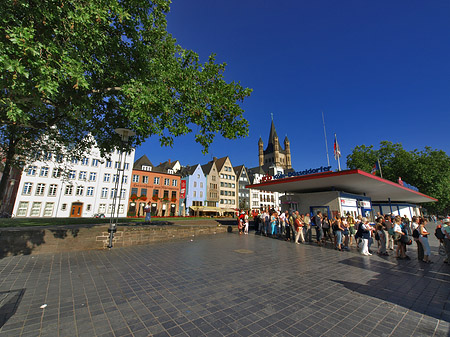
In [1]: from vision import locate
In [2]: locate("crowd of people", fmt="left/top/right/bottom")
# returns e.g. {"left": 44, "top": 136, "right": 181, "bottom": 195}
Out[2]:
{"left": 244, "top": 209, "right": 450, "bottom": 264}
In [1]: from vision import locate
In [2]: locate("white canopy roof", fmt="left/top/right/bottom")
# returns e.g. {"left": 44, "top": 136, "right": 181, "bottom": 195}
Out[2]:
{"left": 246, "top": 169, "right": 437, "bottom": 204}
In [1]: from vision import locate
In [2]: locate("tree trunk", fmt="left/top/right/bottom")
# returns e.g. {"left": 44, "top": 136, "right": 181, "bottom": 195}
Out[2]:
{"left": 0, "top": 134, "right": 18, "bottom": 211}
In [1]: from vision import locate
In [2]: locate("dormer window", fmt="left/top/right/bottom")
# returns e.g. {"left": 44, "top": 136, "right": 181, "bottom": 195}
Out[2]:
{"left": 142, "top": 165, "right": 152, "bottom": 171}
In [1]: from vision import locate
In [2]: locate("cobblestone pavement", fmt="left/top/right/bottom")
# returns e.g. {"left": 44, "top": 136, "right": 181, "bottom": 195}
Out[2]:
{"left": 0, "top": 229, "right": 449, "bottom": 337}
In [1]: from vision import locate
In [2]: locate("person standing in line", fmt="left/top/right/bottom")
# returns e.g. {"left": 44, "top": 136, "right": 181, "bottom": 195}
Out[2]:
{"left": 294, "top": 211, "right": 305, "bottom": 244}
{"left": 264, "top": 210, "right": 270, "bottom": 236}
{"left": 334, "top": 217, "right": 344, "bottom": 251}
{"left": 393, "top": 216, "right": 407, "bottom": 259}
{"left": 360, "top": 217, "right": 372, "bottom": 256}
{"left": 376, "top": 218, "right": 388, "bottom": 256}
{"left": 144, "top": 202, "right": 151, "bottom": 224}
{"left": 342, "top": 216, "right": 350, "bottom": 250}
{"left": 384, "top": 214, "right": 394, "bottom": 250}
{"left": 322, "top": 215, "right": 332, "bottom": 245}
{"left": 304, "top": 213, "right": 312, "bottom": 242}
{"left": 270, "top": 211, "right": 278, "bottom": 237}
{"left": 440, "top": 218, "right": 450, "bottom": 264}
{"left": 279, "top": 210, "right": 286, "bottom": 239}
{"left": 314, "top": 211, "right": 323, "bottom": 246}
{"left": 418, "top": 217, "right": 432, "bottom": 263}
{"left": 347, "top": 213, "right": 356, "bottom": 247}
{"left": 411, "top": 216, "right": 424, "bottom": 261}
{"left": 285, "top": 211, "right": 292, "bottom": 241}
{"left": 244, "top": 212, "right": 249, "bottom": 234}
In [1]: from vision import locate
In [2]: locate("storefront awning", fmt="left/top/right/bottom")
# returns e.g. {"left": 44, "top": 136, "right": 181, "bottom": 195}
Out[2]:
{"left": 246, "top": 169, "right": 437, "bottom": 204}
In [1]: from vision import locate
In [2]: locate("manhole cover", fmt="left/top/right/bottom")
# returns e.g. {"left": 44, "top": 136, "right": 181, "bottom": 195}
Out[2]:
{"left": 233, "top": 249, "right": 254, "bottom": 254}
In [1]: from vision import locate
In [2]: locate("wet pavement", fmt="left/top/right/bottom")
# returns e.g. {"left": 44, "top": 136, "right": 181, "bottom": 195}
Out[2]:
{"left": 0, "top": 229, "right": 449, "bottom": 336}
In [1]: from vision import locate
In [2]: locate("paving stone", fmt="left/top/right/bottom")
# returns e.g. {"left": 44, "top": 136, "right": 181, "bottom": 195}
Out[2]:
{"left": 0, "top": 233, "right": 449, "bottom": 336}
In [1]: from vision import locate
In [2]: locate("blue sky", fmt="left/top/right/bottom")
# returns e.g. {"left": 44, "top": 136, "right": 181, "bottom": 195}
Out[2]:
{"left": 135, "top": 0, "right": 450, "bottom": 171}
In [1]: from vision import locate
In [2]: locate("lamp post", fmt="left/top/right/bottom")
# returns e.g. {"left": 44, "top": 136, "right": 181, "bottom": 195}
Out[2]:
{"left": 107, "top": 128, "right": 135, "bottom": 249}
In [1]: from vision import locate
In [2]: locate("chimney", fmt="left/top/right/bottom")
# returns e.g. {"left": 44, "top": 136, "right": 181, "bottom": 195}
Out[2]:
{"left": 168, "top": 159, "right": 171, "bottom": 164}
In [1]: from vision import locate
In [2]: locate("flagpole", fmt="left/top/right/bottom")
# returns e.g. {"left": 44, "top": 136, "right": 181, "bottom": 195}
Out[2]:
{"left": 337, "top": 153, "right": 341, "bottom": 171}
{"left": 322, "top": 111, "right": 330, "bottom": 167}
{"left": 334, "top": 133, "right": 341, "bottom": 171}
{"left": 377, "top": 158, "right": 383, "bottom": 178}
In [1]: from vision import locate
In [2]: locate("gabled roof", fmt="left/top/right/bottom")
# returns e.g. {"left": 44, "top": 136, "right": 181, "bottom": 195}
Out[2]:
{"left": 248, "top": 166, "right": 267, "bottom": 176}
{"left": 157, "top": 159, "right": 179, "bottom": 169}
{"left": 201, "top": 161, "right": 215, "bottom": 175}
{"left": 214, "top": 156, "right": 229, "bottom": 171}
{"left": 133, "top": 155, "right": 153, "bottom": 170}
{"left": 179, "top": 164, "right": 200, "bottom": 178}
{"left": 233, "top": 164, "right": 245, "bottom": 176}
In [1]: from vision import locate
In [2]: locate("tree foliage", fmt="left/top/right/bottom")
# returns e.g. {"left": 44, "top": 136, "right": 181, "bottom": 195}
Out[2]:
{"left": 0, "top": 0, "right": 252, "bottom": 202}
{"left": 347, "top": 141, "right": 450, "bottom": 214}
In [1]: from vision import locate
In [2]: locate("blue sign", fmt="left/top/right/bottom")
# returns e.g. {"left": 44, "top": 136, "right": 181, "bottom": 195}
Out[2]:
{"left": 273, "top": 166, "right": 332, "bottom": 180}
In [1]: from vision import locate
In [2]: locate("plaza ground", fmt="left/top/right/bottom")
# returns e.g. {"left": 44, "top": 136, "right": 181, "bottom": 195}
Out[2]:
{"left": 0, "top": 225, "right": 449, "bottom": 337}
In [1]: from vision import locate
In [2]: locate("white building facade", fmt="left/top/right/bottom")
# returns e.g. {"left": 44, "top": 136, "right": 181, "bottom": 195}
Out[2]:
{"left": 12, "top": 147, "right": 135, "bottom": 218}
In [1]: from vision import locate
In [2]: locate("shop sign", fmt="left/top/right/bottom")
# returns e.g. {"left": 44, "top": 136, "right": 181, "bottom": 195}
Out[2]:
{"left": 340, "top": 198, "right": 357, "bottom": 207}
{"left": 261, "top": 165, "right": 332, "bottom": 182}
{"left": 359, "top": 200, "right": 371, "bottom": 208}
{"left": 180, "top": 180, "right": 186, "bottom": 199}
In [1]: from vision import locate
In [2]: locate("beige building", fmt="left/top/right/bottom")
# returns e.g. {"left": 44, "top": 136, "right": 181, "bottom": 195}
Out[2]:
{"left": 214, "top": 156, "right": 237, "bottom": 215}
{"left": 201, "top": 160, "right": 220, "bottom": 208}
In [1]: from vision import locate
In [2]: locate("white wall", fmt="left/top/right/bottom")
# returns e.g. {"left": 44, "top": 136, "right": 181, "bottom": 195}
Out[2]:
{"left": 13, "top": 148, "right": 135, "bottom": 218}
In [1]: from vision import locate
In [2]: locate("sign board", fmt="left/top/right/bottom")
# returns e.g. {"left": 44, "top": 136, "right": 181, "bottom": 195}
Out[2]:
{"left": 340, "top": 198, "right": 357, "bottom": 207}
{"left": 180, "top": 180, "right": 186, "bottom": 199}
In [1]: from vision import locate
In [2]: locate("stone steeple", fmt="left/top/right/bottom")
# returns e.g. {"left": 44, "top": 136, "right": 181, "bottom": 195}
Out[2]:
{"left": 258, "top": 117, "right": 292, "bottom": 171}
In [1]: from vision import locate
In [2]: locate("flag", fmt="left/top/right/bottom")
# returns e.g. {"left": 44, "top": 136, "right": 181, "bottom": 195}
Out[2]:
{"left": 333, "top": 134, "right": 341, "bottom": 160}
{"left": 371, "top": 161, "right": 380, "bottom": 175}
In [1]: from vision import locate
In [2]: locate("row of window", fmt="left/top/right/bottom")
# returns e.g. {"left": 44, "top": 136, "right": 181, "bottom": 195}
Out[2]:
{"left": 26, "top": 160, "right": 130, "bottom": 176}
{"left": 132, "top": 175, "right": 178, "bottom": 186}
{"left": 192, "top": 191, "right": 203, "bottom": 198}
{"left": 238, "top": 192, "right": 250, "bottom": 198}
{"left": 223, "top": 166, "right": 233, "bottom": 172}
{"left": 220, "top": 182, "right": 236, "bottom": 188}
{"left": 16, "top": 201, "right": 125, "bottom": 217}
{"left": 220, "top": 199, "right": 236, "bottom": 205}
{"left": 220, "top": 190, "right": 235, "bottom": 196}
{"left": 22, "top": 182, "right": 127, "bottom": 199}
{"left": 27, "top": 166, "right": 130, "bottom": 184}
{"left": 130, "top": 188, "right": 177, "bottom": 199}
{"left": 193, "top": 181, "right": 204, "bottom": 188}
{"left": 220, "top": 173, "right": 235, "bottom": 180}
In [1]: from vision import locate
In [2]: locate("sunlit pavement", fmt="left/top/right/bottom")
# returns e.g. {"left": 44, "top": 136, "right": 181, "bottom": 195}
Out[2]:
{"left": 0, "top": 226, "right": 449, "bottom": 337}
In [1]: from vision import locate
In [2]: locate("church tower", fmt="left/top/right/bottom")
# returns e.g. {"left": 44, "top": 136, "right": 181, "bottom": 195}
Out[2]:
{"left": 258, "top": 116, "right": 293, "bottom": 172}
{"left": 258, "top": 137, "right": 264, "bottom": 167}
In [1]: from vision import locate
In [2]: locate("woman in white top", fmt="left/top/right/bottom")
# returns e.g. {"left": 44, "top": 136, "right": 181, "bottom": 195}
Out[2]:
{"left": 393, "top": 216, "right": 406, "bottom": 259}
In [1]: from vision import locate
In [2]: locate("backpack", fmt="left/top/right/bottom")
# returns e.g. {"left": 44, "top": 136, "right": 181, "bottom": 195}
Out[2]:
{"left": 435, "top": 226, "right": 445, "bottom": 240}
{"left": 412, "top": 228, "right": 420, "bottom": 239}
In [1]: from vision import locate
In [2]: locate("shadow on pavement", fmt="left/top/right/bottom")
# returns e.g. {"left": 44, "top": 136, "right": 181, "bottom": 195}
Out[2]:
{"left": 0, "top": 289, "right": 25, "bottom": 328}
{"left": 332, "top": 256, "right": 450, "bottom": 325}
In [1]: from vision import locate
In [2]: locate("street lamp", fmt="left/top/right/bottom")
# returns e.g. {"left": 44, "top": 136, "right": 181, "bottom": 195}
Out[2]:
{"left": 107, "top": 128, "right": 135, "bottom": 248}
